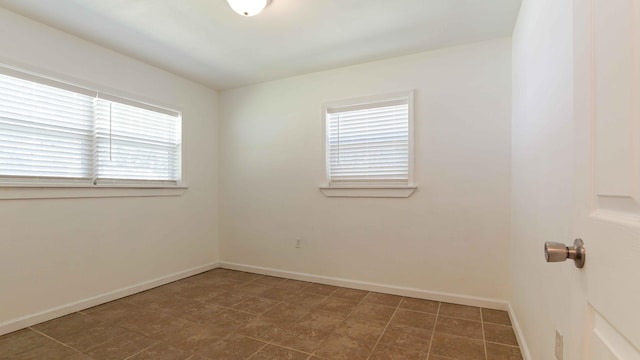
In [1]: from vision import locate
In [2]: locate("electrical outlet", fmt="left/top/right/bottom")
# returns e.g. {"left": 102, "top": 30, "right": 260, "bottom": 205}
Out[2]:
{"left": 295, "top": 238, "right": 303, "bottom": 248}
{"left": 555, "top": 330, "right": 563, "bottom": 360}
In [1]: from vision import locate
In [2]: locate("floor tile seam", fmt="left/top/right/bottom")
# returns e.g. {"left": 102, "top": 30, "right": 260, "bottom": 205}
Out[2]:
{"left": 480, "top": 304, "right": 488, "bottom": 360}
{"left": 3, "top": 328, "right": 53, "bottom": 358}
{"left": 87, "top": 299, "right": 144, "bottom": 313}
{"left": 113, "top": 324, "right": 164, "bottom": 345}
{"left": 482, "top": 319, "right": 513, "bottom": 326}
{"left": 304, "top": 289, "right": 336, "bottom": 297}
{"left": 244, "top": 274, "right": 267, "bottom": 284}
{"left": 429, "top": 328, "right": 485, "bottom": 342}
{"left": 311, "top": 316, "right": 338, "bottom": 359}
{"left": 483, "top": 322, "right": 515, "bottom": 329}
{"left": 186, "top": 353, "right": 213, "bottom": 360}
{"left": 434, "top": 313, "right": 483, "bottom": 323}
{"left": 228, "top": 331, "right": 264, "bottom": 345}
{"left": 361, "top": 299, "right": 404, "bottom": 308}
{"left": 485, "top": 340, "right": 521, "bottom": 348}
{"left": 324, "top": 287, "right": 338, "bottom": 297}
{"left": 294, "top": 283, "right": 314, "bottom": 293}
{"left": 244, "top": 339, "right": 270, "bottom": 359}
{"left": 364, "top": 303, "right": 401, "bottom": 360}
{"left": 396, "top": 305, "right": 440, "bottom": 316}
{"left": 347, "top": 290, "right": 389, "bottom": 333}
{"left": 425, "top": 301, "right": 440, "bottom": 359}
{"left": 326, "top": 288, "right": 369, "bottom": 324}
{"left": 27, "top": 327, "right": 87, "bottom": 356}
{"left": 307, "top": 291, "right": 370, "bottom": 359}
{"left": 73, "top": 323, "right": 150, "bottom": 355}
{"left": 263, "top": 341, "right": 316, "bottom": 356}
{"left": 237, "top": 286, "right": 308, "bottom": 302}
{"left": 430, "top": 330, "right": 491, "bottom": 343}
{"left": 121, "top": 339, "right": 162, "bottom": 360}
{"left": 141, "top": 308, "right": 208, "bottom": 329}
{"left": 100, "top": 331, "right": 161, "bottom": 351}
{"left": 214, "top": 299, "right": 284, "bottom": 316}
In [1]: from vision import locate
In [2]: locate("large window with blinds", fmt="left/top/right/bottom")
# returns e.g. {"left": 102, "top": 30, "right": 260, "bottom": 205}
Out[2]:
{"left": 0, "top": 68, "right": 181, "bottom": 187}
{"left": 323, "top": 91, "right": 414, "bottom": 191}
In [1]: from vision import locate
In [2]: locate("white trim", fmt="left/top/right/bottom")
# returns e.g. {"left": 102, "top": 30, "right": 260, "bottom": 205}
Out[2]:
{"left": 0, "top": 262, "right": 219, "bottom": 336}
{"left": 0, "top": 185, "right": 188, "bottom": 200}
{"left": 322, "top": 90, "right": 414, "bottom": 111}
{"left": 97, "top": 92, "right": 179, "bottom": 117}
{"left": 319, "top": 185, "right": 416, "bottom": 198}
{"left": 508, "top": 303, "right": 533, "bottom": 360}
{"left": 218, "top": 261, "right": 508, "bottom": 310}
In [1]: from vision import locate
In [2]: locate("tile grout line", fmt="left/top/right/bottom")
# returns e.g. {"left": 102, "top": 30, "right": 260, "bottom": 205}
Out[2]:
{"left": 142, "top": 273, "right": 276, "bottom": 360}
{"left": 309, "top": 289, "right": 371, "bottom": 358}
{"left": 346, "top": 291, "right": 376, "bottom": 359}
{"left": 364, "top": 295, "right": 405, "bottom": 360}
{"left": 481, "top": 308, "right": 488, "bottom": 360}
{"left": 219, "top": 281, "right": 342, "bottom": 359}
{"left": 244, "top": 339, "right": 270, "bottom": 359}
{"left": 28, "top": 326, "right": 90, "bottom": 356}
{"left": 237, "top": 279, "right": 341, "bottom": 359}
{"left": 197, "top": 276, "right": 316, "bottom": 318}
{"left": 486, "top": 340, "right": 521, "bottom": 348}
{"left": 122, "top": 340, "right": 161, "bottom": 360}
{"left": 257, "top": 340, "right": 317, "bottom": 357}
{"left": 425, "top": 301, "right": 441, "bottom": 359}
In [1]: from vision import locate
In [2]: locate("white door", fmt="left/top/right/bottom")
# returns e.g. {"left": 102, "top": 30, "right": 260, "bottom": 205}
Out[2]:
{"left": 572, "top": 0, "right": 640, "bottom": 358}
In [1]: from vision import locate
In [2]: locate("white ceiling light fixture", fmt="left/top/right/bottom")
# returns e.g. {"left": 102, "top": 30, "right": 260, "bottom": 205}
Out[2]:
{"left": 226, "top": 0, "right": 271, "bottom": 17}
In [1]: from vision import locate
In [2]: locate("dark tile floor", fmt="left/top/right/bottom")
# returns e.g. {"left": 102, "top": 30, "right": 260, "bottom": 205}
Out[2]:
{"left": 0, "top": 268, "right": 523, "bottom": 360}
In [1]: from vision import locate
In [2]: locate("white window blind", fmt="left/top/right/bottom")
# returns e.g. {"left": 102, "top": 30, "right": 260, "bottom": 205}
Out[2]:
{"left": 326, "top": 96, "right": 410, "bottom": 185}
{"left": 0, "top": 73, "right": 94, "bottom": 181}
{"left": 94, "top": 99, "right": 181, "bottom": 184}
{"left": 0, "top": 68, "right": 181, "bottom": 186}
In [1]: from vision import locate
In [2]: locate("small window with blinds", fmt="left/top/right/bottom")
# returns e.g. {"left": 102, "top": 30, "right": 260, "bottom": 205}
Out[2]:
{"left": 322, "top": 91, "right": 415, "bottom": 195}
{"left": 0, "top": 67, "right": 181, "bottom": 188}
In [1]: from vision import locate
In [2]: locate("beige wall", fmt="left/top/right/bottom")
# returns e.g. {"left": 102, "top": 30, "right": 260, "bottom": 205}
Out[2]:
{"left": 219, "top": 38, "right": 512, "bottom": 302}
{"left": 0, "top": 9, "right": 219, "bottom": 329}
{"left": 511, "top": 0, "right": 574, "bottom": 358}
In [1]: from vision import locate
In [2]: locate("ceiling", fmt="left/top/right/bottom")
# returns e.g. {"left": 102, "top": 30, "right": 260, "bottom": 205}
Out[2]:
{"left": 0, "top": 0, "right": 522, "bottom": 90}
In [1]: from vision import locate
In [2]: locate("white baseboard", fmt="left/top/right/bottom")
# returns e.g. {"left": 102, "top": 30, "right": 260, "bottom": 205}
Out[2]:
{"left": 0, "top": 262, "right": 219, "bottom": 336}
{"left": 218, "top": 261, "right": 509, "bottom": 311}
{"left": 508, "top": 303, "right": 532, "bottom": 360}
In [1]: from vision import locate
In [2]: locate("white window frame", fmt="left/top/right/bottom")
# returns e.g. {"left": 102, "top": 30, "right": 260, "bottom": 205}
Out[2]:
{"left": 320, "top": 90, "right": 417, "bottom": 198}
{"left": 0, "top": 64, "right": 186, "bottom": 200}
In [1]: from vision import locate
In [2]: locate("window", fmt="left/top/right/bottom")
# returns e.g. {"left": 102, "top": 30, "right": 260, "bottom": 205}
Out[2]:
{"left": 0, "top": 67, "right": 182, "bottom": 194}
{"left": 94, "top": 97, "right": 180, "bottom": 185}
{"left": 320, "top": 91, "right": 416, "bottom": 198}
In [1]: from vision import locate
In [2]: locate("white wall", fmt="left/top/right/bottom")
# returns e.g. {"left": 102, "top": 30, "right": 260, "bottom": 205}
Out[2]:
{"left": 0, "top": 8, "right": 219, "bottom": 329}
{"left": 219, "top": 38, "right": 512, "bottom": 302}
{"left": 511, "top": 0, "right": 575, "bottom": 358}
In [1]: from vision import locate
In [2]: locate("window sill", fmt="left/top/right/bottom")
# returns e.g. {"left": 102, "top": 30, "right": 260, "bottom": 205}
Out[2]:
{"left": 0, "top": 184, "right": 188, "bottom": 200}
{"left": 319, "top": 185, "right": 417, "bottom": 198}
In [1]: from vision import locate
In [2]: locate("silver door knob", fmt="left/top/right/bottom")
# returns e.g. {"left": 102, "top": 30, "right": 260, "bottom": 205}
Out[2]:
{"left": 544, "top": 239, "right": 586, "bottom": 268}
